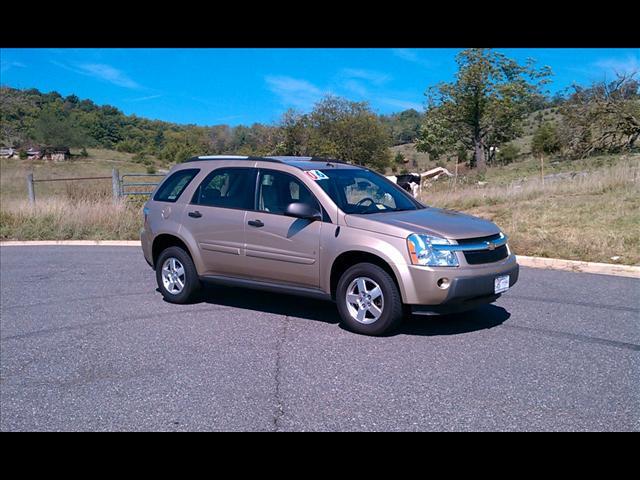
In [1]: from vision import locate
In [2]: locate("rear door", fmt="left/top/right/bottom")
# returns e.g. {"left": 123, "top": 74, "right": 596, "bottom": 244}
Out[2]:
{"left": 244, "top": 169, "right": 322, "bottom": 287}
{"left": 182, "top": 167, "right": 256, "bottom": 276}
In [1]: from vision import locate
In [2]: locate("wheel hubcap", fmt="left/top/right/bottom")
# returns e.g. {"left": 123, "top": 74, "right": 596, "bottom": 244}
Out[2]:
{"left": 161, "top": 257, "right": 185, "bottom": 295}
{"left": 346, "top": 277, "right": 384, "bottom": 324}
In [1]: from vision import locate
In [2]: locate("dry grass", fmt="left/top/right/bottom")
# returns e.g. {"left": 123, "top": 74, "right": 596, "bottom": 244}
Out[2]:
{"left": 422, "top": 159, "right": 640, "bottom": 265}
{"left": 0, "top": 197, "right": 142, "bottom": 240}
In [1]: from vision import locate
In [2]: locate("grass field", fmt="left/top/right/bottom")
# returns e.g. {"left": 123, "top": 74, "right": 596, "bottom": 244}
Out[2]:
{"left": 1, "top": 149, "right": 638, "bottom": 265}
{"left": 422, "top": 155, "right": 639, "bottom": 265}
{"left": 0, "top": 149, "right": 156, "bottom": 241}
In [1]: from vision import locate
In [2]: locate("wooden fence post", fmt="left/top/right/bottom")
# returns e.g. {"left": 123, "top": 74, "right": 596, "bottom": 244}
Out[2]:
{"left": 26, "top": 173, "right": 35, "bottom": 205}
{"left": 112, "top": 168, "right": 120, "bottom": 202}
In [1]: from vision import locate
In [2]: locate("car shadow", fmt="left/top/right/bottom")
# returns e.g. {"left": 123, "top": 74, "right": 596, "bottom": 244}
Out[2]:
{"left": 397, "top": 304, "right": 511, "bottom": 337}
{"left": 162, "top": 284, "right": 511, "bottom": 337}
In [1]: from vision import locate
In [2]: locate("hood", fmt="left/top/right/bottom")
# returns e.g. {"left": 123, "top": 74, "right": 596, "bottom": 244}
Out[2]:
{"left": 344, "top": 207, "right": 501, "bottom": 240}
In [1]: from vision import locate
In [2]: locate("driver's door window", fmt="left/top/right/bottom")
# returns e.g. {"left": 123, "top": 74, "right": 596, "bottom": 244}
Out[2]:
{"left": 257, "top": 170, "right": 319, "bottom": 215}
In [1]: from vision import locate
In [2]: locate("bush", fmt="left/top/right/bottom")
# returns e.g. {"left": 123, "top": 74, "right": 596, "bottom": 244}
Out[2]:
{"left": 146, "top": 165, "right": 157, "bottom": 174}
{"left": 19, "top": 150, "right": 27, "bottom": 160}
{"left": 532, "top": 122, "right": 561, "bottom": 156}
{"left": 497, "top": 143, "right": 520, "bottom": 165}
{"left": 80, "top": 147, "right": 89, "bottom": 157}
{"left": 456, "top": 146, "right": 468, "bottom": 164}
{"left": 394, "top": 152, "right": 405, "bottom": 164}
{"left": 132, "top": 151, "right": 146, "bottom": 163}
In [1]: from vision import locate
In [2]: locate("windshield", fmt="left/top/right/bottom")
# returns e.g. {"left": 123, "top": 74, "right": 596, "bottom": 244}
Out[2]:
{"left": 314, "top": 168, "right": 424, "bottom": 214}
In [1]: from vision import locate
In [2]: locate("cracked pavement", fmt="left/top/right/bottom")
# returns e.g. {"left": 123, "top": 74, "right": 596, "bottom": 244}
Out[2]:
{"left": 1, "top": 246, "right": 638, "bottom": 431}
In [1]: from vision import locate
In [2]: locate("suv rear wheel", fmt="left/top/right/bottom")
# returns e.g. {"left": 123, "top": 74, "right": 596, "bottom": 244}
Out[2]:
{"left": 336, "top": 262, "right": 404, "bottom": 336}
{"left": 156, "top": 246, "right": 200, "bottom": 303}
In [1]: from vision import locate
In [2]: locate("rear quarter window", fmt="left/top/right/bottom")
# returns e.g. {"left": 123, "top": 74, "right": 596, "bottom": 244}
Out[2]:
{"left": 153, "top": 169, "right": 200, "bottom": 203}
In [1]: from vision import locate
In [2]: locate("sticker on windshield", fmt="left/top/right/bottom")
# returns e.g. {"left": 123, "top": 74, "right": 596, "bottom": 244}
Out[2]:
{"left": 305, "top": 170, "right": 329, "bottom": 180}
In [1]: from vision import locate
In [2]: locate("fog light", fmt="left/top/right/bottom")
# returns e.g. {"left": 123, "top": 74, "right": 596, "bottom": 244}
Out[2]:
{"left": 437, "top": 278, "right": 450, "bottom": 289}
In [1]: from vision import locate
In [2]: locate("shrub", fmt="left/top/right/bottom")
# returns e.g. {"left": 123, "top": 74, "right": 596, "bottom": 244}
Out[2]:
{"left": 532, "top": 122, "right": 561, "bottom": 156}
{"left": 497, "top": 143, "right": 520, "bottom": 165}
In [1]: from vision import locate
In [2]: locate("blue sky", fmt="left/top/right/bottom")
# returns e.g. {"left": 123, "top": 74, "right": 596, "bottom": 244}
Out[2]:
{"left": 1, "top": 48, "right": 638, "bottom": 126}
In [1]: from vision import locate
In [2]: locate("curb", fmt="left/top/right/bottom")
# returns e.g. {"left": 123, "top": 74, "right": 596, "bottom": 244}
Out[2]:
{"left": 0, "top": 240, "right": 142, "bottom": 247}
{"left": 1, "top": 241, "right": 638, "bottom": 279}
{"left": 515, "top": 255, "right": 639, "bottom": 279}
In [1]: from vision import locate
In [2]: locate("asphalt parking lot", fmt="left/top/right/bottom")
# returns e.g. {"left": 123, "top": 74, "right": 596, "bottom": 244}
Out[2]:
{"left": 1, "top": 246, "right": 638, "bottom": 431}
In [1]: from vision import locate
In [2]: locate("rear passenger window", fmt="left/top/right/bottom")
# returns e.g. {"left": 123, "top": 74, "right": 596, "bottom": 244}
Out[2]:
{"left": 153, "top": 169, "right": 199, "bottom": 203}
{"left": 192, "top": 168, "right": 256, "bottom": 210}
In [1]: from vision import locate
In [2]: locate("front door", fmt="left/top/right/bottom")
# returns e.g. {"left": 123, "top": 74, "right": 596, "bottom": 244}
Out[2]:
{"left": 183, "top": 167, "right": 256, "bottom": 276}
{"left": 244, "top": 169, "right": 322, "bottom": 288}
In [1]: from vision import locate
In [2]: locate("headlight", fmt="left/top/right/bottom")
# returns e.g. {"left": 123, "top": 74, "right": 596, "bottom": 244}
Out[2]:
{"left": 407, "top": 234, "right": 459, "bottom": 267}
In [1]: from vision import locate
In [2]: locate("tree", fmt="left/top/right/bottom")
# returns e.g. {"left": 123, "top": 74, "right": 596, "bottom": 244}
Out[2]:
{"left": 497, "top": 143, "right": 520, "bottom": 165}
{"left": 381, "top": 109, "right": 422, "bottom": 145}
{"left": 532, "top": 122, "right": 561, "bottom": 156}
{"left": 32, "top": 104, "right": 86, "bottom": 147}
{"left": 416, "top": 48, "right": 552, "bottom": 170}
{"left": 559, "top": 73, "right": 640, "bottom": 158}
{"left": 307, "top": 96, "right": 391, "bottom": 171}
{"left": 276, "top": 95, "right": 392, "bottom": 171}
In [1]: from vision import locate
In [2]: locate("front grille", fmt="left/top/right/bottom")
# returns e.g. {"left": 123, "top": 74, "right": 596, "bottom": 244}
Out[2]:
{"left": 456, "top": 233, "right": 502, "bottom": 245}
{"left": 456, "top": 233, "right": 508, "bottom": 265}
{"left": 463, "top": 245, "right": 509, "bottom": 265}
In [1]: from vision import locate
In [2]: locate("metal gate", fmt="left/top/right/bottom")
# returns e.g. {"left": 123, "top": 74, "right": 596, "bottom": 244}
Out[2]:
{"left": 119, "top": 173, "right": 166, "bottom": 197}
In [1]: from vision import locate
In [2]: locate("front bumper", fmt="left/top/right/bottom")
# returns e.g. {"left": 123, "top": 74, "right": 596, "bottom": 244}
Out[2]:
{"left": 398, "top": 254, "right": 519, "bottom": 307}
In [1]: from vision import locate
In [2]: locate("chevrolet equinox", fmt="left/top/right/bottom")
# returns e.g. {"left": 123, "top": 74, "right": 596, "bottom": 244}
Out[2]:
{"left": 141, "top": 156, "right": 519, "bottom": 335}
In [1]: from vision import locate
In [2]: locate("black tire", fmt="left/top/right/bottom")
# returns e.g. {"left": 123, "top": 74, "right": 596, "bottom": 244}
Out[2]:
{"left": 155, "top": 246, "right": 201, "bottom": 304}
{"left": 336, "top": 262, "right": 404, "bottom": 336}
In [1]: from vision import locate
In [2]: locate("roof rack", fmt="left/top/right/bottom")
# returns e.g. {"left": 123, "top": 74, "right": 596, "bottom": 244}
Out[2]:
{"left": 184, "top": 155, "right": 283, "bottom": 164}
{"left": 183, "top": 154, "right": 354, "bottom": 167}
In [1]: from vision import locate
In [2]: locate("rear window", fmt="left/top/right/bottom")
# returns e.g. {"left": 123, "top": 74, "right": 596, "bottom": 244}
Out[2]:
{"left": 153, "top": 169, "right": 199, "bottom": 203}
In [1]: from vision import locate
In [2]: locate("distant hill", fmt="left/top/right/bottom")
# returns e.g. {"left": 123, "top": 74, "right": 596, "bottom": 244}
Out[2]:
{"left": 0, "top": 86, "right": 427, "bottom": 163}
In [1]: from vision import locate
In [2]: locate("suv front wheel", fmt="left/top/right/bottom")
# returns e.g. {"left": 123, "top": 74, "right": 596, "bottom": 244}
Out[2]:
{"left": 336, "top": 262, "right": 404, "bottom": 336}
{"left": 156, "top": 246, "right": 201, "bottom": 303}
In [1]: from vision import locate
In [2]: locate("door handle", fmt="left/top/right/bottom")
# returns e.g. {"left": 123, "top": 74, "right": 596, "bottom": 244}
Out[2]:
{"left": 188, "top": 211, "right": 202, "bottom": 218}
{"left": 247, "top": 219, "right": 264, "bottom": 227}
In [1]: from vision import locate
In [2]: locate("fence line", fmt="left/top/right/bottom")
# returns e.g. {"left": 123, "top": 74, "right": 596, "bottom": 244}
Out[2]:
{"left": 25, "top": 168, "right": 165, "bottom": 204}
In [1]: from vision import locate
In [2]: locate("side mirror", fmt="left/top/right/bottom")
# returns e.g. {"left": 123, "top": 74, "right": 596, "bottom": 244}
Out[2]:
{"left": 284, "top": 202, "right": 322, "bottom": 221}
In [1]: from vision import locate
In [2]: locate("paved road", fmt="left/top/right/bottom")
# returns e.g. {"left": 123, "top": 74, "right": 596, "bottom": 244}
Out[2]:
{"left": 1, "top": 246, "right": 638, "bottom": 431}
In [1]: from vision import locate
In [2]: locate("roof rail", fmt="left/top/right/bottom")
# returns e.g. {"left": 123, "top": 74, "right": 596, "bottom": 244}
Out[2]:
{"left": 183, "top": 155, "right": 353, "bottom": 167}
{"left": 184, "top": 155, "right": 283, "bottom": 164}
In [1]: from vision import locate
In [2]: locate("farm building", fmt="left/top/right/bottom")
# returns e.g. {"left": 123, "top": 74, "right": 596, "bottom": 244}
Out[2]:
{"left": 25, "top": 146, "right": 71, "bottom": 161}
{"left": 42, "top": 146, "right": 71, "bottom": 161}
{"left": 0, "top": 147, "right": 17, "bottom": 158}
{"left": 26, "top": 147, "right": 42, "bottom": 159}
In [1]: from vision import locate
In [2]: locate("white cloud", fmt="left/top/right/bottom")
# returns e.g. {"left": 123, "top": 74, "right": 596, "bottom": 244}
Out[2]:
{"left": 593, "top": 55, "right": 640, "bottom": 76}
{"left": 0, "top": 60, "right": 26, "bottom": 72}
{"left": 51, "top": 60, "right": 141, "bottom": 89}
{"left": 78, "top": 63, "right": 141, "bottom": 89}
{"left": 392, "top": 48, "right": 419, "bottom": 62}
{"left": 341, "top": 79, "right": 369, "bottom": 97}
{"left": 341, "top": 68, "right": 391, "bottom": 86}
{"left": 126, "top": 94, "right": 163, "bottom": 102}
{"left": 391, "top": 48, "right": 433, "bottom": 68}
{"left": 265, "top": 75, "right": 325, "bottom": 110}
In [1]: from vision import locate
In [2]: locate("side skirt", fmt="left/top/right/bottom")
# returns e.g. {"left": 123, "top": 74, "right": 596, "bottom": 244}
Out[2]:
{"left": 199, "top": 274, "right": 333, "bottom": 302}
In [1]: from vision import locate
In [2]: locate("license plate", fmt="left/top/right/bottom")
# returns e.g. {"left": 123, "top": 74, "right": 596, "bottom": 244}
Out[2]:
{"left": 494, "top": 275, "right": 510, "bottom": 294}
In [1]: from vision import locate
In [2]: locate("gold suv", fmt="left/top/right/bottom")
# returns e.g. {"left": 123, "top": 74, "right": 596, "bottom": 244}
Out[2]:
{"left": 142, "top": 156, "right": 519, "bottom": 335}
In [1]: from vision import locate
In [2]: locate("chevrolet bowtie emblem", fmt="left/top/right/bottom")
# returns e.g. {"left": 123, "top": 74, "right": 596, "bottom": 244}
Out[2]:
{"left": 487, "top": 242, "right": 495, "bottom": 251}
